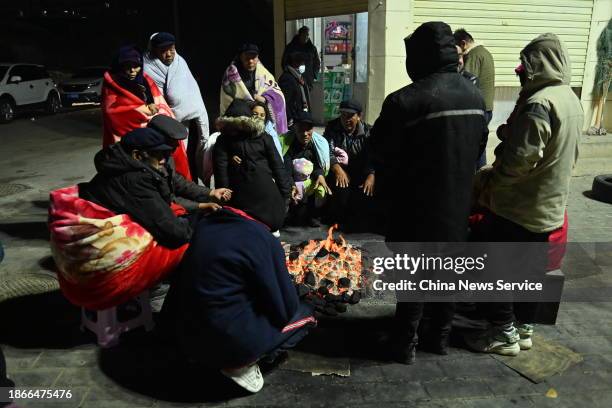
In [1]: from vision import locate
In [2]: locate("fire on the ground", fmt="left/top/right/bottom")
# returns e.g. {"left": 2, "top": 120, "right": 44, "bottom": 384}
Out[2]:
{"left": 284, "top": 225, "right": 364, "bottom": 315}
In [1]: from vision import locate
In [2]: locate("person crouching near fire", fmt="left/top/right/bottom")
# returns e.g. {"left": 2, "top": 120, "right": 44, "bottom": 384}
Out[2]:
{"left": 161, "top": 207, "right": 317, "bottom": 393}
{"left": 80, "top": 120, "right": 231, "bottom": 249}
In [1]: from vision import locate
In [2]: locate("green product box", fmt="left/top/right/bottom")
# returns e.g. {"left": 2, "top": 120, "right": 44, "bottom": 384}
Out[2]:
{"left": 323, "top": 72, "right": 333, "bottom": 89}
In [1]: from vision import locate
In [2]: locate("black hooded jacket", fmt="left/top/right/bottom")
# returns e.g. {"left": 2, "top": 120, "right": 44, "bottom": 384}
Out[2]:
{"left": 213, "top": 115, "right": 292, "bottom": 231}
{"left": 79, "top": 144, "right": 212, "bottom": 249}
{"left": 371, "top": 22, "right": 488, "bottom": 242}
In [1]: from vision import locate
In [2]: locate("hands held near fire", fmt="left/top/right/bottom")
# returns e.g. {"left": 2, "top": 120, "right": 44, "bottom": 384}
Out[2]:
{"left": 332, "top": 164, "right": 350, "bottom": 188}
{"left": 198, "top": 188, "right": 232, "bottom": 214}
{"left": 291, "top": 185, "right": 300, "bottom": 204}
{"left": 315, "top": 175, "right": 332, "bottom": 195}
{"left": 210, "top": 188, "right": 232, "bottom": 202}
{"left": 198, "top": 202, "right": 221, "bottom": 214}
{"left": 360, "top": 173, "right": 375, "bottom": 197}
{"left": 146, "top": 103, "right": 159, "bottom": 115}
{"left": 333, "top": 164, "right": 375, "bottom": 196}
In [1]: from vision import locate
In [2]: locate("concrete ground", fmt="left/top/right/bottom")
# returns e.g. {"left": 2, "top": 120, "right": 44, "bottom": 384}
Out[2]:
{"left": 1, "top": 109, "right": 612, "bottom": 407}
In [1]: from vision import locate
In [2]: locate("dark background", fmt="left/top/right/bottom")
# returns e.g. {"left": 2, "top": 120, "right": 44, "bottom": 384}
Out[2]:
{"left": 1, "top": 0, "right": 276, "bottom": 119}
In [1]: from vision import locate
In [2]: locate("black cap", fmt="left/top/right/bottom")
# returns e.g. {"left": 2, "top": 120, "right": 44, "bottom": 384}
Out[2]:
{"left": 147, "top": 115, "right": 187, "bottom": 141}
{"left": 116, "top": 46, "right": 142, "bottom": 66}
{"left": 294, "top": 110, "right": 314, "bottom": 125}
{"left": 225, "top": 99, "right": 254, "bottom": 118}
{"left": 238, "top": 43, "right": 260, "bottom": 55}
{"left": 339, "top": 99, "right": 363, "bottom": 114}
{"left": 150, "top": 32, "right": 176, "bottom": 49}
{"left": 121, "top": 128, "right": 175, "bottom": 152}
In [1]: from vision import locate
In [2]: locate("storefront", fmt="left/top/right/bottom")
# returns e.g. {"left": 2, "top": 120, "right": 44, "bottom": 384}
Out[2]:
{"left": 285, "top": 12, "right": 368, "bottom": 124}
{"left": 274, "top": 0, "right": 608, "bottom": 129}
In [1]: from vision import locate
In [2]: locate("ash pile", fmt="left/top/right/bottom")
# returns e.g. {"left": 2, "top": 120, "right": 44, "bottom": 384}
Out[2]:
{"left": 284, "top": 225, "right": 364, "bottom": 316}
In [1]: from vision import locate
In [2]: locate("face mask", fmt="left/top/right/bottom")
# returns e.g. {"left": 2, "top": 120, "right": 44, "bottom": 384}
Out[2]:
{"left": 298, "top": 65, "right": 306, "bottom": 74}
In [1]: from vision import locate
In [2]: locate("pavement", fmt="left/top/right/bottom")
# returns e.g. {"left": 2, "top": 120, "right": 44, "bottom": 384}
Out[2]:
{"left": 1, "top": 108, "right": 612, "bottom": 407}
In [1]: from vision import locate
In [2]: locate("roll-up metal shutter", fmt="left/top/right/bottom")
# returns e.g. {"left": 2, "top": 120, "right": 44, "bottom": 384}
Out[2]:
{"left": 412, "top": 0, "right": 594, "bottom": 86}
{"left": 285, "top": 0, "right": 368, "bottom": 20}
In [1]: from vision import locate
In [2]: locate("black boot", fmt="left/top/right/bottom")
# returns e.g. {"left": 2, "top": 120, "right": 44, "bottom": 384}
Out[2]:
{"left": 418, "top": 302, "right": 454, "bottom": 355}
{"left": 391, "top": 304, "right": 423, "bottom": 364}
{"left": 387, "top": 324, "right": 419, "bottom": 365}
{"left": 419, "top": 330, "right": 450, "bottom": 355}
{"left": 389, "top": 337, "right": 417, "bottom": 365}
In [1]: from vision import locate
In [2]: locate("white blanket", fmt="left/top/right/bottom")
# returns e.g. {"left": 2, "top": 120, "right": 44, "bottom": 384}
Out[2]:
{"left": 144, "top": 51, "right": 211, "bottom": 181}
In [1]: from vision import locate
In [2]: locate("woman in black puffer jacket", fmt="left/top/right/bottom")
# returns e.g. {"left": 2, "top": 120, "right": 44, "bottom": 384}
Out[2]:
{"left": 213, "top": 99, "right": 292, "bottom": 231}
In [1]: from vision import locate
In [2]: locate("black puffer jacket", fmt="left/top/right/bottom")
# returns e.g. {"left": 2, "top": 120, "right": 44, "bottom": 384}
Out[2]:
{"left": 213, "top": 116, "right": 292, "bottom": 230}
{"left": 79, "top": 144, "right": 211, "bottom": 248}
{"left": 371, "top": 21, "right": 488, "bottom": 242}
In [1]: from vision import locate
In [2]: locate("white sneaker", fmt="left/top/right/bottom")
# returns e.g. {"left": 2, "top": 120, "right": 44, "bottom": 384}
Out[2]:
{"left": 516, "top": 323, "right": 534, "bottom": 350}
{"left": 464, "top": 326, "right": 521, "bottom": 356}
{"left": 221, "top": 363, "right": 264, "bottom": 393}
{"left": 272, "top": 230, "right": 281, "bottom": 238}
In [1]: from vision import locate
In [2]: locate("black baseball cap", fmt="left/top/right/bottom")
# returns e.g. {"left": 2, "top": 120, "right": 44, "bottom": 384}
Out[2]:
{"left": 121, "top": 128, "right": 175, "bottom": 152}
{"left": 150, "top": 32, "right": 176, "bottom": 49}
{"left": 294, "top": 111, "right": 314, "bottom": 125}
{"left": 238, "top": 43, "right": 260, "bottom": 55}
{"left": 339, "top": 99, "right": 363, "bottom": 114}
{"left": 147, "top": 115, "right": 187, "bottom": 141}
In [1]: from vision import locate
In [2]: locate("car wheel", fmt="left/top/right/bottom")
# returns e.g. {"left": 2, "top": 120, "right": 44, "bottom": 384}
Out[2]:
{"left": 46, "top": 92, "right": 61, "bottom": 114}
{"left": 0, "top": 98, "right": 15, "bottom": 123}
{"left": 592, "top": 175, "right": 612, "bottom": 204}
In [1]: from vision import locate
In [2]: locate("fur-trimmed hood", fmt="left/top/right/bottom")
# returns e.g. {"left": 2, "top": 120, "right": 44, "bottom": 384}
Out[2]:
{"left": 218, "top": 116, "right": 265, "bottom": 138}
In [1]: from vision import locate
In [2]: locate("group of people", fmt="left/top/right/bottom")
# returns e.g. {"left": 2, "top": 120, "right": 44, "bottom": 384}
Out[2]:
{"left": 99, "top": 28, "right": 379, "bottom": 235}
{"left": 372, "top": 23, "right": 580, "bottom": 364}
{"left": 51, "top": 21, "right": 581, "bottom": 393}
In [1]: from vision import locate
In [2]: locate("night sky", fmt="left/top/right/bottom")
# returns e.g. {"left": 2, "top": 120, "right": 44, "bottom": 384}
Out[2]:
{"left": 1, "top": 0, "right": 275, "bottom": 119}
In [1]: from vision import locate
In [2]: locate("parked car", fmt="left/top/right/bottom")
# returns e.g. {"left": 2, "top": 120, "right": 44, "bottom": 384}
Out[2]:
{"left": 0, "top": 63, "right": 61, "bottom": 123}
{"left": 59, "top": 66, "right": 107, "bottom": 106}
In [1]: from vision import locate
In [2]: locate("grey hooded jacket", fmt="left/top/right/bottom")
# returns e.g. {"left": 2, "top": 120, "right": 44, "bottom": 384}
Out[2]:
{"left": 478, "top": 33, "right": 582, "bottom": 233}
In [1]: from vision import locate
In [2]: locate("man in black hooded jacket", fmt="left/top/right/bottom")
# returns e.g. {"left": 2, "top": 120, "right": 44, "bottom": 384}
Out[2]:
{"left": 370, "top": 21, "right": 488, "bottom": 364}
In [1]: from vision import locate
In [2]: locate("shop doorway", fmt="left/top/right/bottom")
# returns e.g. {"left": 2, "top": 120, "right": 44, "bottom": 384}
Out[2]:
{"left": 285, "top": 12, "right": 368, "bottom": 125}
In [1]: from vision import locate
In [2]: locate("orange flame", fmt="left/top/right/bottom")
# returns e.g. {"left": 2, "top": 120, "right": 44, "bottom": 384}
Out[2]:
{"left": 286, "top": 224, "right": 362, "bottom": 295}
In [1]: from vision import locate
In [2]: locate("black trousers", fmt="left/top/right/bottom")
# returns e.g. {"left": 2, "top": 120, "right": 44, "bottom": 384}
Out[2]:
{"left": 476, "top": 110, "right": 493, "bottom": 170}
{"left": 395, "top": 302, "right": 456, "bottom": 341}
{"left": 186, "top": 119, "right": 200, "bottom": 182}
{"left": 472, "top": 212, "right": 550, "bottom": 326}
{"left": 1, "top": 346, "right": 15, "bottom": 408}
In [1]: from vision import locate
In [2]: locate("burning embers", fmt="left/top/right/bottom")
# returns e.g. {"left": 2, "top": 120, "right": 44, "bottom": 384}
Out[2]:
{"left": 285, "top": 225, "right": 363, "bottom": 315}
